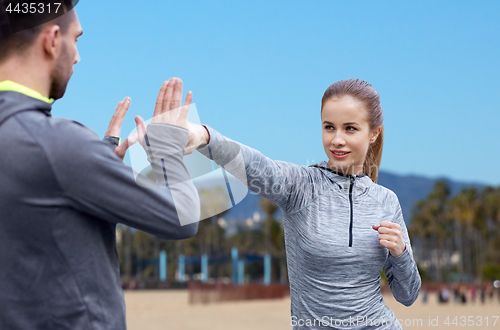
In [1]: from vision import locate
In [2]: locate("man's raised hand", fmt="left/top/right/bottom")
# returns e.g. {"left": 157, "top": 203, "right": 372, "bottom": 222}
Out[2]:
{"left": 153, "top": 77, "right": 192, "bottom": 128}
{"left": 106, "top": 77, "right": 194, "bottom": 161}
{"left": 104, "top": 96, "right": 134, "bottom": 160}
{"left": 153, "top": 78, "right": 209, "bottom": 155}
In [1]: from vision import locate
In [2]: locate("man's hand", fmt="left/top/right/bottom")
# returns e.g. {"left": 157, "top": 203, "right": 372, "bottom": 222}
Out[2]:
{"left": 108, "top": 78, "right": 207, "bottom": 160}
{"left": 105, "top": 96, "right": 130, "bottom": 139}
{"left": 151, "top": 77, "right": 209, "bottom": 155}
{"left": 106, "top": 77, "right": 194, "bottom": 161}
{"left": 105, "top": 96, "right": 135, "bottom": 160}
{"left": 152, "top": 77, "right": 192, "bottom": 128}
{"left": 372, "top": 221, "right": 406, "bottom": 257}
{"left": 105, "top": 97, "right": 147, "bottom": 160}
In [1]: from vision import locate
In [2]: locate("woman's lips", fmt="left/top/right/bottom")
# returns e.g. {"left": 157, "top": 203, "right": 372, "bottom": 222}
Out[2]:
{"left": 331, "top": 150, "right": 350, "bottom": 159}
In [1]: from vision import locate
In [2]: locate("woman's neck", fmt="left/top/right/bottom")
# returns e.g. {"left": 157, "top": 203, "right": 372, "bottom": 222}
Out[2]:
{"left": 327, "top": 160, "right": 364, "bottom": 176}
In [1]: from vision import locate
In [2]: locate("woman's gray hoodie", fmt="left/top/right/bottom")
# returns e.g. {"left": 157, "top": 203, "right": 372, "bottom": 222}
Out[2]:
{"left": 197, "top": 125, "right": 421, "bottom": 329}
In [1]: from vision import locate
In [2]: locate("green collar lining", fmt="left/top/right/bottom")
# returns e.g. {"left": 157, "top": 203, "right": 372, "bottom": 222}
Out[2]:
{"left": 0, "top": 80, "right": 53, "bottom": 104}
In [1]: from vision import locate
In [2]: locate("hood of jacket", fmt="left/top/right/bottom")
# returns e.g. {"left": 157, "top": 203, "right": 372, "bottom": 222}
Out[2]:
{"left": 309, "top": 160, "right": 374, "bottom": 192}
{"left": 0, "top": 91, "right": 52, "bottom": 126}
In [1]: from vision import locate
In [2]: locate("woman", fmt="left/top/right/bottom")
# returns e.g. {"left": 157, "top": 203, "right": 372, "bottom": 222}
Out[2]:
{"left": 188, "top": 78, "right": 421, "bottom": 329}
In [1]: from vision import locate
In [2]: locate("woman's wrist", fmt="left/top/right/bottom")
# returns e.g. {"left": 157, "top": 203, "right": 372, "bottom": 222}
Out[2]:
{"left": 389, "top": 244, "right": 406, "bottom": 258}
{"left": 200, "top": 124, "right": 210, "bottom": 144}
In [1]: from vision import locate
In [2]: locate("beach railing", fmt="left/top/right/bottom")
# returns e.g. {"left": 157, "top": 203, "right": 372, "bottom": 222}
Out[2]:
{"left": 188, "top": 282, "right": 290, "bottom": 304}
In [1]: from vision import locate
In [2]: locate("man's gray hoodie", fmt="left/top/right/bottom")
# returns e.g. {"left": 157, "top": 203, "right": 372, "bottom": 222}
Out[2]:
{"left": 197, "top": 125, "right": 421, "bottom": 329}
{"left": 0, "top": 91, "right": 199, "bottom": 330}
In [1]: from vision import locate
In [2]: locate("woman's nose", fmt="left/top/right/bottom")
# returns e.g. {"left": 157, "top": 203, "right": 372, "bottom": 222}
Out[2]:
{"left": 331, "top": 132, "right": 345, "bottom": 146}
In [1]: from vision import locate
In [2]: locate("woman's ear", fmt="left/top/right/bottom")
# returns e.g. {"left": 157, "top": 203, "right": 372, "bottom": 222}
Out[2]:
{"left": 370, "top": 126, "right": 382, "bottom": 144}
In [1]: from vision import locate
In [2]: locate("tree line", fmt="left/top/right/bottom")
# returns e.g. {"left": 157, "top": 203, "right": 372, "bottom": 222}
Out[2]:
{"left": 409, "top": 180, "right": 500, "bottom": 283}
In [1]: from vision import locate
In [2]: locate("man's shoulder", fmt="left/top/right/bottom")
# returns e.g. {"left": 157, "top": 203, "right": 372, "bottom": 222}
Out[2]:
{"left": 44, "top": 114, "right": 98, "bottom": 139}
{"left": 14, "top": 111, "right": 100, "bottom": 146}
{"left": 11, "top": 109, "right": 94, "bottom": 134}
{"left": 13, "top": 111, "right": 114, "bottom": 167}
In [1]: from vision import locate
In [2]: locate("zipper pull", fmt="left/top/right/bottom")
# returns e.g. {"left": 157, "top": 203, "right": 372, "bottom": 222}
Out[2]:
{"left": 350, "top": 176, "right": 355, "bottom": 184}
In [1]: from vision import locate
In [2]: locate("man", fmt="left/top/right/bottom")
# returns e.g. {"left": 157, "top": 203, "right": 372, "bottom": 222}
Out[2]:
{"left": 0, "top": 1, "right": 199, "bottom": 329}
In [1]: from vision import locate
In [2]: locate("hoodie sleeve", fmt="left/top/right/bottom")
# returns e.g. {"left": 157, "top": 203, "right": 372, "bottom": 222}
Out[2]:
{"left": 102, "top": 135, "right": 120, "bottom": 149}
{"left": 45, "top": 120, "right": 199, "bottom": 240}
{"left": 383, "top": 196, "right": 422, "bottom": 306}
{"left": 196, "top": 125, "right": 317, "bottom": 214}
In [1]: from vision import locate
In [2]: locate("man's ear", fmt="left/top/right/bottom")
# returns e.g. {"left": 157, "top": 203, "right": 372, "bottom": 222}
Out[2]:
{"left": 42, "top": 25, "right": 62, "bottom": 60}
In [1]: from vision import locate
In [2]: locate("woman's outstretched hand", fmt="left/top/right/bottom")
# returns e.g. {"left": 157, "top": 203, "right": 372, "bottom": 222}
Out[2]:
{"left": 372, "top": 221, "right": 406, "bottom": 257}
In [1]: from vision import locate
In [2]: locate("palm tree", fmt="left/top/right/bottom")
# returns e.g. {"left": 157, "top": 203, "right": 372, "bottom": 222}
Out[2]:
{"left": 478, "top": 186, "right": 500, "bottom": 278}
{"left": 409, "top": 180, "right": 452, "bottom": 281}
{"left": 447, "top": 187, "right": 484, "bottom": 279}
{"left": 198, "top": 186, "right": 230, "bottom": 280}
{"left": 259, "top": 196, "right": 284, "bottom": 282}
{"left": 259, "top": 197, "right": 278, "bottom": 253}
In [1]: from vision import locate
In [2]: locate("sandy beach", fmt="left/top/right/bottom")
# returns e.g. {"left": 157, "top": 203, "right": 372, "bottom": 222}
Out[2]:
{"left": 124, "top": 290, "right": 500, "bottom": 329}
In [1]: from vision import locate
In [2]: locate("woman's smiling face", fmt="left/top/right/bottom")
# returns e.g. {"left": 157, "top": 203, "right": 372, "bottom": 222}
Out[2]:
{"left": 321, "top": 95, "right": 381, "bottom": 175}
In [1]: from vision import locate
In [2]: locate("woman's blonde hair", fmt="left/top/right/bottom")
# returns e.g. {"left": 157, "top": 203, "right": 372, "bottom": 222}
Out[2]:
{"left": 321, "top": 79, "right": 384, "bottom": 183}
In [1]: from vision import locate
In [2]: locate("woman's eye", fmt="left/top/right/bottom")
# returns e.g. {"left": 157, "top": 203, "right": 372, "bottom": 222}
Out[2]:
{"left": 347, "top": 126, "right": 356, "bottom": 132}
{"left": 325, "top": 125, "right": 333, "bottom": 130}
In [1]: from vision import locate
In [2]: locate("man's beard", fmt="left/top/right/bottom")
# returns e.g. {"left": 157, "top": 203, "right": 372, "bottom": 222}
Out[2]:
{"left": 48, "top": 43, "right": 72, "bottom": 100}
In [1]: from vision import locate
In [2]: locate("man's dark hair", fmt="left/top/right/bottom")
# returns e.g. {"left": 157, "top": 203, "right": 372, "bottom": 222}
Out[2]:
{"left": 0, "top": 0, "right": 78, "bottom": 63}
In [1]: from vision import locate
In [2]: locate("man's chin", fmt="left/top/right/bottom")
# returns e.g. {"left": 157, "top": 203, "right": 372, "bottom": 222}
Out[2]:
{"left": 49, "top": 91, "right": 66, "bottom": 101}
{"left": 49, "top": 82, "right": 70, "bottom": 100}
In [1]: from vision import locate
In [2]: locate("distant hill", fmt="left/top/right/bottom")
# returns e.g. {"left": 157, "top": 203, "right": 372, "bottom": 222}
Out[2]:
{"left": 197, "top": 169, "right": 489, "bottom": 226}
{"left": 377, "top": 171, "right": 486, "bottom": 225}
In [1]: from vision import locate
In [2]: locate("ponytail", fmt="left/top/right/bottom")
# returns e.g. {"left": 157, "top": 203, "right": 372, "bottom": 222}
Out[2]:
{"left": 364, "top": 124, "right": 384, "bottom": 183}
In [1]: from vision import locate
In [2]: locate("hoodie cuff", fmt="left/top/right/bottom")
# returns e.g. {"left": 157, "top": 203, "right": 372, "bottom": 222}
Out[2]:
{"left": 196, "top": 125, "right": 212, "bottom": 151}
{"left": 102, "top": 135, "right": 120, "bottom": 147}
{"left": 387, "top": 246, "right": 412, "bottom": 268}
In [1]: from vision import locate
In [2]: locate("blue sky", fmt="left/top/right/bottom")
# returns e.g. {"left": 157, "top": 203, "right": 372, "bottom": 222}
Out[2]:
{"left": 54, "top": 0, "right": 500, "bottom": 186}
